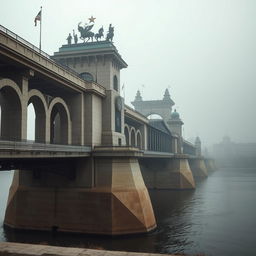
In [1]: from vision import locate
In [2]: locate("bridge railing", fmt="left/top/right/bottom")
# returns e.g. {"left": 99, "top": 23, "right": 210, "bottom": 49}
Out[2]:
{"left": 147, "top": 126, "right": 172, "bottom": 153}
{"left": 0, "top": 25, "right": 49, "bottom": 59}
{"left": 0, "top": 139, "right": 91, "bottom": 153}
{"left": 183, "top": 140, "right": 196, "bottom": 156}
{"left": 0, "top": 24, "right": 90, "bottom": 82}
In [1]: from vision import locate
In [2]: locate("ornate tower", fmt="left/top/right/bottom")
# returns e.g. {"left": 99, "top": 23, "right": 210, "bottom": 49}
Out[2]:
{"left": 167, "top": 109, "right": 184, "bottom": 137}
{"left": 131, "top": 88, "right": 175, "bottom": 121}
{"left": 195, "top": 136, "right": 202, "bottom": 156}
{"left": 52, "top": 41, "right": 128, "bottom": 146}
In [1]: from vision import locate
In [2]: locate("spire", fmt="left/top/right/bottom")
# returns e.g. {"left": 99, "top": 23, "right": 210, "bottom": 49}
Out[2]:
{"left": 134, "top": 90, "right": 142, "bottom": 101}
{"left": 163, "top": 88, "right": 171, "bottom": 101}
{"left": 195, "top": 136, "right": 201, "bottom": 144}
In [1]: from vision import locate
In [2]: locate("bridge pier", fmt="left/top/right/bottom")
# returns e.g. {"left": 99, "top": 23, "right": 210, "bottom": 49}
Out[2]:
{"left": 204, "top": 158, "right": 217, "bottom": 172}
{"left": 140, "top": 154, "right": 195, "bottom": 189}
{"left": 189, "top": 158, "right": 208, "bottom": 178}
{"left": 4, "top": 147, "right": 156, "bottom": 235}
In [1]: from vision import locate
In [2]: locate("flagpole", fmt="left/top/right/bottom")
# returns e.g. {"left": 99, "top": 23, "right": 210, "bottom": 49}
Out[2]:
{"left": 39, "top": 6, "right": 42, "bottom": 52}
{"left": 123, "top": 83, "right": 125, "bottom": 103}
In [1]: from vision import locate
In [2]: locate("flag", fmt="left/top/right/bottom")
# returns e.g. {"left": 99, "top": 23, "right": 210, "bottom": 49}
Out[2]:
{"left": 34, "top": 10, "right": 41, "bottom": 26}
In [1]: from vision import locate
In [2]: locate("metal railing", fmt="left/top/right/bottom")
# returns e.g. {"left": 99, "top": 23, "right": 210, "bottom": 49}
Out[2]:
{"left": 0, "top": 24, "right": 86, "bottom": 82}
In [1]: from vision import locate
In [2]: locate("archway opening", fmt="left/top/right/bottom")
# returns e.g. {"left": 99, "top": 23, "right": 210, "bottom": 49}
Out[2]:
{"left": 50, "top": 103, "right": 69, "bottom": 145}
{"left": 131, "top": 129, "right": 136, "bottom": 147}
{"left": 113, "top": 75, "right": 118, "bottom": 91}
{"left": 124, "top": 126, "right": 129, "bottom": 146}
{"left": 28, "top": 95, "right": 46, "bottom": 143}
{"left": 137, "top": 132, "right": 142, "bottom": 149}
{"left": 147, "top": 114, "right": 163, "bottom": 120}
{"left": 0, "top": 86, "right": 22, "bottom": 141}
{"left": 27, "top": 103, "right": 35, "bottom": 141}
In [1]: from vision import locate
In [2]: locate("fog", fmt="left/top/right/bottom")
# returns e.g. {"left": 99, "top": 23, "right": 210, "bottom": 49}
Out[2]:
{"left": 1, "top": 0, "right": 256, "bottom": 148}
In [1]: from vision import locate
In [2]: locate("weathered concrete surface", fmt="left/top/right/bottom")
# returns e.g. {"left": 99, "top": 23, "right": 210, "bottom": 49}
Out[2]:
{"left": 204, "top": 158, "right": 217, "bottom": 172}
{"left": 0, "top": 242, "right": 177, "bottom": 256}
{"left": 189, "top": 158, "right": 208, "bottom": 178}
{"left": 140, "top": 155, "right": 195, "bottom": 190}
{"left": 4, "top": 150, "right": 156, "bottom": 235}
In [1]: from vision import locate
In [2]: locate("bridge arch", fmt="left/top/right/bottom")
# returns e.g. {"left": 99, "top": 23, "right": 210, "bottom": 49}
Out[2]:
{"left": 124, "top": 124, "right": 130, "bottom": 146}
{"left": 131, "top": 89, "right": 174, "bottom": 123}
{"left": 136, "top": 130, "right": 142, "bottom": 149}
{"left": 0, "top": 79, "right": 23, "bottom": 140}
{"left": 28, "top": 89, "right": 48, "bottom": 143}
{"left": 130, "top": 127, "right": 136, "bottom": 147}
{"left": 48, "top": 97, "right": 72, "bottom": 145}
{"left": 147, "top": 113, "right": 163, "bottom": 120}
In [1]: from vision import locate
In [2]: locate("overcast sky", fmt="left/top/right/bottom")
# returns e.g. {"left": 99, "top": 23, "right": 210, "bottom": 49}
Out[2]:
{"left": 1, "top": 0, "right": 256, "bottom": 147}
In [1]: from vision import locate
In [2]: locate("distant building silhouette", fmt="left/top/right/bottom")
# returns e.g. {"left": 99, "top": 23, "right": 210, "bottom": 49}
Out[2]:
{"left": 212, "top": 136, "right": 256, "bottom": 167}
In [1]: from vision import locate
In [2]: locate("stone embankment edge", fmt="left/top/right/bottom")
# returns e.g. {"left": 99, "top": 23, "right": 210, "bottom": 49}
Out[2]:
{"left": 0, "top": 242, "right": 176, "bottom": 256}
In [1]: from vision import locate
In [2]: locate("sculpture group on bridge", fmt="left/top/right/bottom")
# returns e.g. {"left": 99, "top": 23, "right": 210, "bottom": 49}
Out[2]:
{"left": 66, "top": 16, "right": 114, "bottom": 44}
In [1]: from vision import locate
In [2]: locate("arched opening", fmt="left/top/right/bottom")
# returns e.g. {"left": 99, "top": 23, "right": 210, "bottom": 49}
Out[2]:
{"left": 131, "top": 129, "right": 136, "bottom": 147}
{"left": 27, "top": 103, "right": 35, "bottom": 141}
{"left": 0, "top": 86, "right": 22, "bottom": 141}
{"left": 27, "top": 94, "right": 47, "bottom": 143}
{"left": 136, "top": 131, "right": 142, "bottom": 149}
{"left": 113, "top": 75, "right": 118, "bottom": 91}
{"left": 80, "top": 72, "right": 94, "bottom": 82}
{"left": 147, "top": 114, "right": 163, "bottom": 120}
{"left": 50, "top": 103, "right": 69, "bottom": 144}
{"left": 124, "top": 126, "right": 129, "bottom": 146}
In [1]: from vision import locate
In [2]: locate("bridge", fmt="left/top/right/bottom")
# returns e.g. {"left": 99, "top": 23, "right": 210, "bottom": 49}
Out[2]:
{"left": 0, "top": 24, "right": 215, "bottom": 236}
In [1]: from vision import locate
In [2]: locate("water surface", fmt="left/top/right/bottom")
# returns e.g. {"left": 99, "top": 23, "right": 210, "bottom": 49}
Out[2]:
{"left": 0, "top": 168, "right": 255, "bottom": 255}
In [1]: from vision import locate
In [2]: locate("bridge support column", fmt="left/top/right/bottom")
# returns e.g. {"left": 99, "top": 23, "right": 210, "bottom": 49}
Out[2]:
{"left": 140, "top": 154, "right": 195, "bottom": 189}
{"left": 189, "top": 158, "right": 208, "bottom": 178}
{"left": 204, "top": 158, "right": 216, "bottom": 172}
{"left": 4, "top": 148, "right": 156, "bottom": 235}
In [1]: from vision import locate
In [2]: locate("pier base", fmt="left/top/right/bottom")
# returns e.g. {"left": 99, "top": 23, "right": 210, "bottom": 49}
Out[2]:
{"left": 140, "top": 154, "right": 195, "bottom": 189}
{"left": 189, "top": 158, "right": 208, "bottom": 178}
{"left": 4, "top": 148, "right": 156, "bottom": 235}
{"left": 205, "top": 158, "right": 217, "bottom": 172}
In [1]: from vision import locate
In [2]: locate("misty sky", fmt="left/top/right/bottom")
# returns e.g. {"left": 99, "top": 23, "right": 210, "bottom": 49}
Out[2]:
{"left": 0, "top": 0, "right": 256, "bottom": 147}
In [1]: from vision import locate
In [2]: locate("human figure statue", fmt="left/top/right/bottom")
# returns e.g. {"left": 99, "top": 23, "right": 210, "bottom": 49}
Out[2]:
{"left": 73, "top": 29, "right": 78, "bottom": 44}
{"left": 67, "top": 33, "right": 72, "bottom": 45}
{"left": 106, "top": 24, "right": 114, "bottom": 41}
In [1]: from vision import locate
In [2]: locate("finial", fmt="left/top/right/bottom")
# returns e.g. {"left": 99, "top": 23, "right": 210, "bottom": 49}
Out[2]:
{"left": 135, "top": 90, "right": 142, "bottom": 101}
{"left": 195, "top": 136, "right": 201, "bottom": 144}
{"left": 163, "top": 88, "right": 171, "bottom": 101}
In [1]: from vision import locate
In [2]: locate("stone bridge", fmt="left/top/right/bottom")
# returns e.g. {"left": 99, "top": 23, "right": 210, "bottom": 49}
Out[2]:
{"left": 0, "top": 24, "right": 215, "bottom": 236}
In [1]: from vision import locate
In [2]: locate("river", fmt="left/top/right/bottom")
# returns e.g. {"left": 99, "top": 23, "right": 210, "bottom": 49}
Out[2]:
{"left": 0, "top": 167, "right": 255, "bottom": 256}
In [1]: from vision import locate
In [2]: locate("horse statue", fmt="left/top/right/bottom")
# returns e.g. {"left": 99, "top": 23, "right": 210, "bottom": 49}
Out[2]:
{"left": 95, "top": 26, "right": 104, "bottom": 41}
{"left": 78, "top": 22, "right": 95, "bottom": 42}
{"left": 106, "top": 24, "right": 114, "bottom": 42}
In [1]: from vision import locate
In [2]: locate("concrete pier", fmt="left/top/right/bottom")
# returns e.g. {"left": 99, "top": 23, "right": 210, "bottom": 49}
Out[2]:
{"left": 189, "top": 158, "right": 208, "bottom": 178}
{"left": 4, "top": 148, "right": 156, "bottom": 235}
{"left": 204, "top": 158, "right": 217, "bottom": 172}
{"left": 140, "top": 154, "right": 195, "bottom": 190}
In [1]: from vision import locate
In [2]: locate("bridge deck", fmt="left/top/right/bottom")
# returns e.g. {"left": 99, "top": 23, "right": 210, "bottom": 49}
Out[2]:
{"left": 0, "top": 140, "right": 91, "bottom": 158}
